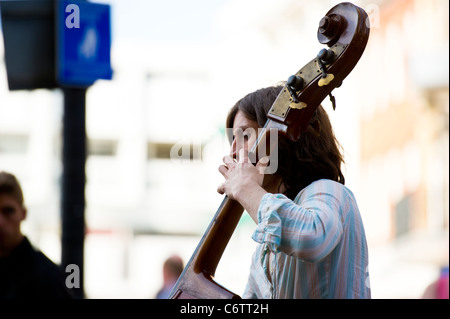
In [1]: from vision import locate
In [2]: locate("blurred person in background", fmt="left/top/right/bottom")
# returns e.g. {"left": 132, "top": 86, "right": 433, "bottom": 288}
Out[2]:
{"left": 0, "top": 171, "right": 73, "bottom": 299}
{"left": 155, "top": 254, "right": 184, "bottom": 299}
{"left": 217, "top": 86, "right": 371, "bottom": 298}
{"left": 422, "top": 265, "right": 449, "bottom": 299}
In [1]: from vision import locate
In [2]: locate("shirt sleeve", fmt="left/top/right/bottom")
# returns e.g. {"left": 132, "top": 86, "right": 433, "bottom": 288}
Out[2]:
{"left": 252, "top": 183, "right": 344, "bottom": 263}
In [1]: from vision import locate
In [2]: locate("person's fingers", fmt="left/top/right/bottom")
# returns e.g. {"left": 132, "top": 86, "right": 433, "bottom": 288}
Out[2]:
{"left": 223, "top": 155, "right": 236, "bottom": 170}
{"left": 218, "top": 165, "right": 229, "bottom": 178}
{"left": 238, "top": 148, "right": 251, "bottom": 164}
{"left": 217, "top": 183, "right": 225, "bottom": 194}
{"left": 223, "top": 155, "right": 234, "bottom": 164}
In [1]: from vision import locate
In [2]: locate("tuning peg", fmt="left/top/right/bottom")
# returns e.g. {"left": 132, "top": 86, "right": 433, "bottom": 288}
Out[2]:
{"left": 286, "top": 75, "right": 304, "bottom": 103}
{"left": 317, "top": 48, "right": 335, "bottom": 64}
{"left": 316, "top": 48, "right": 336, "bottom": 87}
{"left": 287, "top": 75, "right": 304, "bottom": 91}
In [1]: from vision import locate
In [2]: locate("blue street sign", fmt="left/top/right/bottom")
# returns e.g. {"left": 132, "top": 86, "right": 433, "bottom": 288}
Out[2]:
{"left": 56, "top": 0, "right": 112, "bottom": 87}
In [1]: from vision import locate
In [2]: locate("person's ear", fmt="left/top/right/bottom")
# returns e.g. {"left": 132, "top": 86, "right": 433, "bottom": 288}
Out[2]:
{"left": 20, "top": 207, "right": 27, "bottom": 221}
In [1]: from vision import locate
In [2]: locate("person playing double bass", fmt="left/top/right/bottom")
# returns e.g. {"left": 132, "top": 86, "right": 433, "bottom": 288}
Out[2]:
{"left": 217, "top": 86, "right": 371, "bottom": 299}
{"left": 170, "top": 3, "right": 371, "bottom": 299}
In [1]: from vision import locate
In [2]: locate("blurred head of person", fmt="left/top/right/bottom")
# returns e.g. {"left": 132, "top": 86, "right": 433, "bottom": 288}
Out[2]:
{"left": 163, "top": 255, "right": 184, "bottom": 285}
{"left": 0, "top": 171, "right": 27, "bottom": 258}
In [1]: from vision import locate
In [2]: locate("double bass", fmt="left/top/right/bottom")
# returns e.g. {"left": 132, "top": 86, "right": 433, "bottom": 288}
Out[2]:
{"left": 170, "top": 2, "right": 370, "bottom": 299}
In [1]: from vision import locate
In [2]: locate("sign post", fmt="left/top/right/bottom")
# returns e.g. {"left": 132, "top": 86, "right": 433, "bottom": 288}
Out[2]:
{"left": 60, "top": 86, "right": 87, "bottom": 299}
{"left": 1, "top": 0, "right": 112, "bottom": 299}
{"left": 56, "top": 0, "right": 112, "bottom": 299}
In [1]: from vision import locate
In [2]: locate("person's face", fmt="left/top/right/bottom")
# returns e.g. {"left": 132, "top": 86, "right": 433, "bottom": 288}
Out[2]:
{"left": 0, "top": 194, "right": 26, "bottom": 257}
{"left": 229, "top": 110, "right": 259, "bottom": 160}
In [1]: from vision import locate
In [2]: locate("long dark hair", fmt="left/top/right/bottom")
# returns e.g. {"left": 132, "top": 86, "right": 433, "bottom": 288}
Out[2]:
{"left": 226, "top": 86, "right": 345, "bottom": 200}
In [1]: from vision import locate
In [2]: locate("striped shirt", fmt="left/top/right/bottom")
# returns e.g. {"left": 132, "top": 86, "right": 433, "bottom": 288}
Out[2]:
{"left": 243, "top": 179, "right": 371, "bottom": 299}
